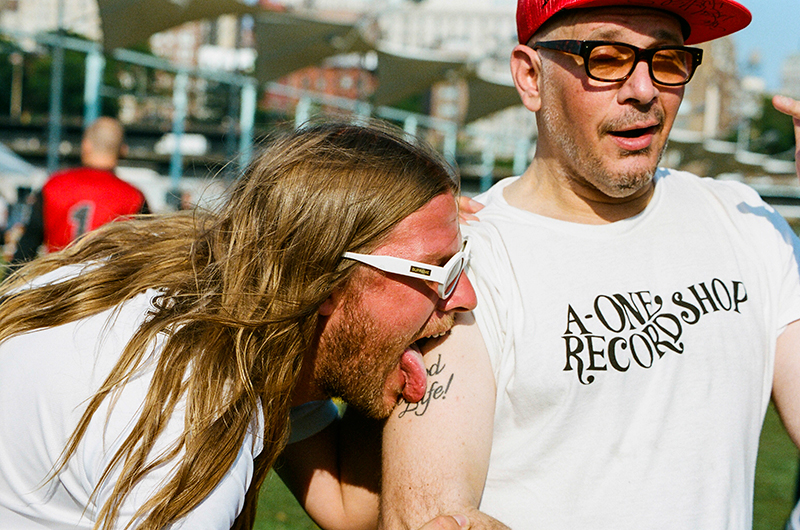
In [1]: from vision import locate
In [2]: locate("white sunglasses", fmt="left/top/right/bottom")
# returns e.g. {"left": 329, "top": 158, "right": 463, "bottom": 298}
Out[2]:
{"left": 342, "top": 237, "right": 471, "bottom": 299}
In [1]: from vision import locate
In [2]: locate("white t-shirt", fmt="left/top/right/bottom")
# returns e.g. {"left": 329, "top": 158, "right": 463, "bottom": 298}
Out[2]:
{"left": 466, "top": 169, "right": 800, "bottom": 529}
{"left": 0, "top": 266, "right": 264, "bottom": 529}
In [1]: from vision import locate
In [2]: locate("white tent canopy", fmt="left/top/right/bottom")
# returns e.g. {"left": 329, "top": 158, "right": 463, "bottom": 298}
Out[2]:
{"left": 95, "top": 3, "right": 524, "bottom": 126}
{"left": 464, "top": 69, "right": 520, "bottom": 123}
{"left": 371, "top": 46, "right": 467, "bottom": 108}
{"left": 255, "top": 11, "right": 374, "bottom": 83}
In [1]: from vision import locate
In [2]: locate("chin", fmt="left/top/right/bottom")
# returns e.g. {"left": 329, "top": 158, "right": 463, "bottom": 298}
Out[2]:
{"left": 602, "top": 164, "right": 658, "bottom": 197}
{"left": 359, "top": 397, "right": 396, "bottom": 420}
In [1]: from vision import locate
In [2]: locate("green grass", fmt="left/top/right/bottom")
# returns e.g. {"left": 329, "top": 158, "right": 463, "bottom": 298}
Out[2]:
{"left": 254, "top": 403, "right": 800, "bottom": 530}
{"left": 254, "top": 472, "right": 320, "bottom": 530}
{"left": 754, "top": 404, "right": 799, "bottom": 530}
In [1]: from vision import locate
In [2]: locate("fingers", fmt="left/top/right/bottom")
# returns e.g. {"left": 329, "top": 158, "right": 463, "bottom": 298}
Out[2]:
{"left": 458, "top": 196, "right": 484, "bottom": 225}
{"left": 773, "top": 94, "right": 800, "bottom": 147}
{"left": 773, "top": 95, "right": 800, "bottom": 119}
{"left": 418, "top": 514, "right": 470, "bottom": 530}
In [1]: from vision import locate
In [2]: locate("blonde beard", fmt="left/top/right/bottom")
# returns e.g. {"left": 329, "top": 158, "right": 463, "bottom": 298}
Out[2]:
{"left": 313, "top": 292, "right": 408, "bottom": 419}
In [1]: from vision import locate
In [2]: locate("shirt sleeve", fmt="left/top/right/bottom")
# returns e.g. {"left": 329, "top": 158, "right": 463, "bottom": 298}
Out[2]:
{"left": 464, "top": 220, "right": 521, "bottom": 376}
{"left": 89, "top": 410, "right": 264, "bottom": 530}
{"left": 721, "top": 179, "right": 800, "bottom": 331}
{"left": 171, "top": 426, "right": 263, "bottom": 529}
{"left": 83, "top": 347, "right": 265, "bottom": 529}
{"left": 288, "top": 399, "right": 340, "bottom": 444}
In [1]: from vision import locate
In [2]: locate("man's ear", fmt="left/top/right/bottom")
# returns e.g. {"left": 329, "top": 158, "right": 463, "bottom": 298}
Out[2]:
{"left": 80, "top": 137, "right": 92, "bottom": 160}
{"left": 510, "top": 44, "right": 543, "bottom": 113}
{"left": 319, "top": 287, "right": 344, "bottom": 316}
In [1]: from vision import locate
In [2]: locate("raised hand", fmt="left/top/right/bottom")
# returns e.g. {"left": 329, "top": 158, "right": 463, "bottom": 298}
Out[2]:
{"left": 772, "top": 95, "right": 800, "bottom": 178}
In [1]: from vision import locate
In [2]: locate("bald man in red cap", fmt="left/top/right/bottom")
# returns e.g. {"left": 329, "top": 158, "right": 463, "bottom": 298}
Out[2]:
{"left": 380, "top": 1, "right": 800, "bottom": 529}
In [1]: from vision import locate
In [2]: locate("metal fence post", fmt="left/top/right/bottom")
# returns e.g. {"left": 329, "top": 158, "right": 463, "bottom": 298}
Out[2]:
{"left": 169, "top": 71, "right": 189, "bottom": 201}
{"left": 238, "top": 79, "right": 256, "bottom": 171}
{"left": 83, "top": 45, "right": 105, "bottom": 127}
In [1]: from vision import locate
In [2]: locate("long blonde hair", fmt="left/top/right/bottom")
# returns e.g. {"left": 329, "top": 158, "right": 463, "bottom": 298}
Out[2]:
{"left": 0, "top": 121, "right": 458, "bottom": 530}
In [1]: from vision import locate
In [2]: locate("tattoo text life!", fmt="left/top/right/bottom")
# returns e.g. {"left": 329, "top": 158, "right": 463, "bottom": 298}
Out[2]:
{"left": 397, "top": 354, "right": 454, "bottom": 418}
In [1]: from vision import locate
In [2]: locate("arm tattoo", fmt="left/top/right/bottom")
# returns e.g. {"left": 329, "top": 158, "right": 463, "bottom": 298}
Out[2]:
{"left": 397, "top": 354, "right": 455, "bottom": 418}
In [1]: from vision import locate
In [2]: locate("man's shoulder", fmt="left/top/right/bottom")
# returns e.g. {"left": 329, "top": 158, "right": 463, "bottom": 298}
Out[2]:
{"left": 45, "top": 166, "right": 113, "bottom": 188}
{"left": 47, "top": 166, "right": 112, "bottom": 178}
{"left": 472, "top": 177, "right": 517, "bottom": 207}
{"left": 45, "top": 167, "right": 143, "bottom": 195}
{"left": 656, "top": 168, "right": 764, "bottom": 204}
{"left": 657, "top": 169, "right": 794, "bottom": 249}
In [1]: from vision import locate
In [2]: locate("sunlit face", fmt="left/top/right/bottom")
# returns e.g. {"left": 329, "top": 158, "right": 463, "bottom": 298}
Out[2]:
{"left": 313, "top": 193, "right": 477, "bottom": 418}
{"left": 534, "top": 8, "right": 686, "bottom": 201}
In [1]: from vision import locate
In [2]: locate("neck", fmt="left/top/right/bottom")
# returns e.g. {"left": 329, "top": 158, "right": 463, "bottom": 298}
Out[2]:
{"left": 81, "top": 154, "right": 117, "bottom": 171}
{"left": 291, "top": 337, "right": 328, "bottom": 407}
{"left": 503, "top": 157, "right": 656, "bottom": 224}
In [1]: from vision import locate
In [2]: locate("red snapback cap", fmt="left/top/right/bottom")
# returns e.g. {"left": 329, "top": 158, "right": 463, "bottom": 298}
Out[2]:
{"left": 517, "top": 0, "right": 752, "bottom": 45}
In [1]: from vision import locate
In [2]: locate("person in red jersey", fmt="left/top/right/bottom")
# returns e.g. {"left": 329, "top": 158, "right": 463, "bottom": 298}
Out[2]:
{"left": 12, "top": 117, "right": 149, "bottom": 262}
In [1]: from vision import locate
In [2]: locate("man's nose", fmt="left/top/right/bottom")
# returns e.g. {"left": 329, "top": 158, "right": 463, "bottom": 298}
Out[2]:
{"left": 439, "top": 271, "right": 477, "bottom": 312}
{"left": 618, "top": 60, "right": 659, "bottom": 105}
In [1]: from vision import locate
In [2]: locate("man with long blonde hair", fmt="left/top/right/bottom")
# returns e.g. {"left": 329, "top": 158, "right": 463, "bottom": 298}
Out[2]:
{"left": 0, "top": 122, "right": 475, "bottom": 530}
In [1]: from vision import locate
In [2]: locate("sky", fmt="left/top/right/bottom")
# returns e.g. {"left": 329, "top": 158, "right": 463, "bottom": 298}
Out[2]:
{"left": 735, "top": 0, "right": 800, "bottom": 92}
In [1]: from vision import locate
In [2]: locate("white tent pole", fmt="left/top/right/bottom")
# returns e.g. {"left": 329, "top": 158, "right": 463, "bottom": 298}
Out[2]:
{"left": 83, "top": 45, "right": 105, "bottom": 128}
{"left": 169, "top": 71, "right": 189, "bottom": 198}
{"left": 480, "top": 137, "right": 495, "bottom": 192}
{"left": 295, "top": 97, "right": 312, "bottom": 128}
{"left": 354, "top": 101, "right": 372, "bottom": 125}
{"left": 513, "top": 135, "right": 530, "bottom": 176}
{"left": 238, "top": 80, "right": 256, "bottom": 170}
{"left": 403, "top": 116, "right": 418, "bottom": 143}
{"left": 46, "top": 0, "right": 66, "bottom": 174}
{"left": 443, "top": 123, "right": 458, "bottom": 168}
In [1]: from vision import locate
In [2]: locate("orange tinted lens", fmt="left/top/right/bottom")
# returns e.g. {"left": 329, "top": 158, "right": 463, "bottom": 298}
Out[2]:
{"left": 652, "top": 49, "right": 693, "bottom": 84}
{"left": 587, "top": 44, "right": 635, "bottom": 80}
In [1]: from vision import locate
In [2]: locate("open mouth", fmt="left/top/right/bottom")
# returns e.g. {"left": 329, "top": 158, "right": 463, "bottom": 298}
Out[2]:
{"left": 412, "top": 329, "right": 450, "bottom": 353}
{"left": 607, "top": 123, "right": 661, "bottom": 152}
{"left": 610, "top": 124, "right": 659, "bottom": 139}
{"left": 399, "top": 328, "right": 452, "bottom": 403}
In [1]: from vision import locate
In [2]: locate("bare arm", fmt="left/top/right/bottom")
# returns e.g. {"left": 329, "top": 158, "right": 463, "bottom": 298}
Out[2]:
{"left": 772, "top": 96, "right": 800, "bottom": 446}
{"left": 276, "top": 407, "right": 382, "bottom": 530}
{"left": 773, "top": 320, "right": 800, "bottom": 447}
{"left": 380, "top": 312, "right": 510, "bottom": 530}
{"left": 275, "top": 397, "right": 472, "bottom": 530}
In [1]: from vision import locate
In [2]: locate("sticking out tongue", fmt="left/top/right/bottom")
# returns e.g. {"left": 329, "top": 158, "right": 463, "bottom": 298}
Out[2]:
{"left": 400, "top": 346, "right": 427, "bottom": 402}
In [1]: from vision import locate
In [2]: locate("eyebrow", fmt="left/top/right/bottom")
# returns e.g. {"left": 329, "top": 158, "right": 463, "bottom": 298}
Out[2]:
{"left": 652, "top": 28, "right": 684, "bottom": 44}
{"left": 419, "top": 241, "right": 462, "bottom": 267}
{"left": 418, "top": 251, "right": 453, "bottom": 268}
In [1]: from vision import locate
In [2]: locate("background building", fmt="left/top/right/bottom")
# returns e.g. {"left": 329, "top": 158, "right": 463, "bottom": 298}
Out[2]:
{"left": 0, "top": 0, "right": 101, "bottom": 42}
{"left": 781, "top": 52, "right": 800, "bottom": 100}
